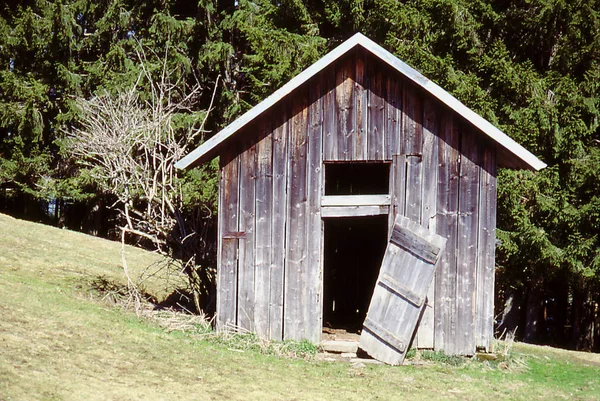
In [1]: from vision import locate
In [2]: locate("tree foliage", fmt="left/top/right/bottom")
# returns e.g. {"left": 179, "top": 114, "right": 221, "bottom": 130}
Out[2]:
{"left": 1, "top": 0, "right": 600, "bottom": 348}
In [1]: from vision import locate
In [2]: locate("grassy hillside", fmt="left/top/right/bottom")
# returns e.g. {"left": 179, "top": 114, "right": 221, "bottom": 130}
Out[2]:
{"left": 1, "top": 213, "right": 599, "bottom": 400}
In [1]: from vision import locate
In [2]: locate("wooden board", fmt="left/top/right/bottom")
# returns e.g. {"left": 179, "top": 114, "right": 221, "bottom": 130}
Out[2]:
{"left": 416, "top": 98, "right": 439, "bottom": 348}
{"left": 475, "top": 144, "right": 497, "bottom": 350}
{"left": 434, "top": 112, "right": 460, "bottom": 355}
{"left": 270, "top": 108, "right": 288, "bottom": 340}
{"left": 321, "top": 195, "right": 391, "bottom": 207}
{"left": 359, "top": 215, "right": 446, "bottom": 365}
{"left": 385, "top": 77, "right": 401, "bottom": 159}
{"left": 254, "top": 121, "right": 273, "bottom": 338}
{"left": 354, "top": 50, "right": 368, "bottom": 159}
{"left": 402, "top": 82, "right": 423, "bottom": 224}
{"left": 216, "top": 147, "right": 240, "bottom": 331}
{"left": 367, "top": 58, "right": 385, "bottom": 160}
{"left": 456, "top": 127, "right": 480, "bottom": 356}
{"left": 237, "top": 135, "right": 257, "bottom": 331}
{"left": 321, "top": 205, "right": 390, "bottom": 218}
{"left": 305, "top": 75, "right": 324, "bottom": 343}
{"left": 284, "top": 91, "right": 309, "bottom": 340}
{"left": 323, "top": 64, "right": 337, "bottom": 161}
{"left": 335, "top": 56, "right": 355, "bottom": 161}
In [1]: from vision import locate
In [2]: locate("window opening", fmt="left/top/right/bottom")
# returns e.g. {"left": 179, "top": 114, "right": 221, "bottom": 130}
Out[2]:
{"left": 324, "top": 162, "right": 390, "bottom": 195}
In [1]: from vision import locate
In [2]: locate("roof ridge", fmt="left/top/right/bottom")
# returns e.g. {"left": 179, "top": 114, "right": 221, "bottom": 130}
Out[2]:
{"left": 176, "top": 33, "right": 545, "bottom": 171}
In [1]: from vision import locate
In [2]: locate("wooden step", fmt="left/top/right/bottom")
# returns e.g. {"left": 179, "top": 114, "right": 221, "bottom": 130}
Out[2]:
{"left": 321, "top": 340, "right": 359, "bottom": 354}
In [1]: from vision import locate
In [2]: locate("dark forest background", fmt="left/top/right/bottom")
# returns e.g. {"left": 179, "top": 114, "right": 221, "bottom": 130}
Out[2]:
{"left": 1, "top": 0, "right": 599, "bottom": 351}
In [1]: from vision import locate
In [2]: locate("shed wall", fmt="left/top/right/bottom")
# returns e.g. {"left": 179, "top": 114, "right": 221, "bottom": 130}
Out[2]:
{"left": 216, "top": 49, "right": 497, "bottom": 354}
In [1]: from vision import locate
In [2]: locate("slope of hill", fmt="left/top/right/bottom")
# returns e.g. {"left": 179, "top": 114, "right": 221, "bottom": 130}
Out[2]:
{"left": 1, "top": 213, "right": 599, "bottom": 401}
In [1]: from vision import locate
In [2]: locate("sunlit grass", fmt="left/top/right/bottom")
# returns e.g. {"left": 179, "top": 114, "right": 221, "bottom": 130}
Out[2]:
{"left": 1, "top": 213, "right": 599, "bottom": 400}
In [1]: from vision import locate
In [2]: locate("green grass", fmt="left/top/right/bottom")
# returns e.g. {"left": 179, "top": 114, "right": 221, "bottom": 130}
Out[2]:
{"left": 1, "top": 213, "right": 600, "bottom": 400}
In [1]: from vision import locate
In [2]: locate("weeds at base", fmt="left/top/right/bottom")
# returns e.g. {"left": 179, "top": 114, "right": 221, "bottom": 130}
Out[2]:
{"left": 83, "top": 275, "right": 318, "bottom": 360}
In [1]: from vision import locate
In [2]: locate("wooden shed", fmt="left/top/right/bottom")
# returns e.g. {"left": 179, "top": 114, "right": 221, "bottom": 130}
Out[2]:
{"left": 176, "top": 33, "right": 545, "bottom": 359}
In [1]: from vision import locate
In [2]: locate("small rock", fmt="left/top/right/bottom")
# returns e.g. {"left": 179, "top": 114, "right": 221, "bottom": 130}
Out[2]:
{"left": 350, "top": 361, "right": 366, "bottom": 369}
{"left": 341, "top": 352, "right": 357, "bottom": 358}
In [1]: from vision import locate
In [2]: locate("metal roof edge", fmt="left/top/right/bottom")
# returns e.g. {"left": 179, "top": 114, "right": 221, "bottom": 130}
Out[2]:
{"left": 176, "top": 32, "right": 546, "bottom": 171}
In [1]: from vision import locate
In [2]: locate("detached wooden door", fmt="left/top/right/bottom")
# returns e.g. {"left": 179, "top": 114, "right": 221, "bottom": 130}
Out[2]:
{"left": 359, "top": 215, "right": 446, "bottom": 365}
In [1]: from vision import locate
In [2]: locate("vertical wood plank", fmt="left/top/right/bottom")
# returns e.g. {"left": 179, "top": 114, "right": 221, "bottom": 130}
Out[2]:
{"left": 434, "top": 112, "right": 460, "bottom": 355}
{"left": 416, "top": 98, "right": 439, "bottom": 348}
{"left": 237, "top": 136, "right": 257, "bottom": 331}
{"left": 475, "top": 145, "right": 497, "bottom": 350}
{"left": 385, "top": 77, "right": 401, "bottom": 160}
{"left": 368, "top": 59, "right": 385, "bottom": 160}
{"left": 284, "top": 90, "right": 309, "bottom": 340}
{"left": 305, "top": 75, "right": 324, "bottom": 343}
{"left": 216, "top": 148, "right": 240, "bottom": 331}
{"left": 456, "top": 126, "right": 480, "bottom": 356}
{"left": 355, "top": 50, "right": 368, "bottom": 160}
{"left": 323, "top": 66, "right": 336, "bottom": 161}
{"left": 254, "top": 119, "right": 273, "bottom": 338}
{"left": 335, "top": 57, "right": 355, "bottom": 161}
{"left": 270, "top": 107, "right": 288, "bottom": 340}
{"left": 391, "top": 154, "right": 407, "bottom": 234}
{"left": 402, "top": 83, "right": 423, "bottom": 224}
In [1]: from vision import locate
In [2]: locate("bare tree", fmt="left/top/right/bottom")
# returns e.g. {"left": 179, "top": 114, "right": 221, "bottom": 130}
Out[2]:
{"left": 66, "top": 44, "right": 219, "bottom": 314}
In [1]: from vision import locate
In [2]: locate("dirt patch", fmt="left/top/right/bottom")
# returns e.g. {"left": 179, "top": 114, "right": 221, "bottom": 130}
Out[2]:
{"left": 321, "top": 327, "right": 361, "bottom": 342}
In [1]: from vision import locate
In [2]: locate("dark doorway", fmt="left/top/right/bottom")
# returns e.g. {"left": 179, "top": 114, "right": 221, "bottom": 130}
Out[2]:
{"left": 323, "top": 215, "right": 388, "bottom": 333}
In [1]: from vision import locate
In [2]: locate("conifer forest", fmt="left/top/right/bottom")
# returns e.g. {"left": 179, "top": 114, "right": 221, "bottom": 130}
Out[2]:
{"left": 1, "top": 0, "right": 599, "bottom": 351}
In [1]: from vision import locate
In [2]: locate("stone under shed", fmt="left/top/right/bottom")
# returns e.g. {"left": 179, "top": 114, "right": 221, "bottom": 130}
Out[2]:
{"left": 176, "top": 33, "right": 545, "bottom": 364}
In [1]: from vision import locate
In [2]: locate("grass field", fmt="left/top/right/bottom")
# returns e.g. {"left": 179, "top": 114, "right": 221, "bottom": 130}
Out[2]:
{"left": 1, "top": 212, "right": 599, "bottom": 400}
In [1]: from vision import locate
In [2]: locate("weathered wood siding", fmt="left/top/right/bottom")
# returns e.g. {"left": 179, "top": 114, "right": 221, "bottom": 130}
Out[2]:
{"left": 216, "top": 48, "right": 497, "bottom": 353}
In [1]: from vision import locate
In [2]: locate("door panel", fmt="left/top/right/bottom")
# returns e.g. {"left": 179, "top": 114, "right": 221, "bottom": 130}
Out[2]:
{"left": 359, "top": 215, "right": 446, "bottom": 365}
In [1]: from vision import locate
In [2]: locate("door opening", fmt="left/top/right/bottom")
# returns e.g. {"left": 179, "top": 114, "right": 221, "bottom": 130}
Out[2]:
{"left": 323, "top": 215, "right": 388, "bottom": 333}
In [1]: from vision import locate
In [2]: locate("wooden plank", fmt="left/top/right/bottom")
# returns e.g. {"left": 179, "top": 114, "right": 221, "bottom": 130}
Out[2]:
{"left": 363, "top": 317, "right": 406, "bottom": 353}
{"left": 216, "top": 148, "right": 240, "bottom": 331}
{"left": 253, "top": 120, "right": 273, "bottom": 338}
{"left": 269, "top": 107, "right": 288, "bottom": 340}
{"left": 417, "top": 97, "right": 440, "bottom": 348}
{"left": 385, "top": 74, "right": 401, "bottom": 159}
{"left": 391, "top": 154, "right": 407, "bottom": 227}
{"left": 284, "top": 91, "right": 309, "bottom": 340}
{"left": 321, "top": 194, "right": 391, "bottom": 207}
{"left": 390, "top": 223, "right": 442, "bottom": 264}
{"left": 402, "top": 82, "right": 423, "bottom": 223}
{"left": 354, "top": 49, "right": 368, "bottom": 160}
{"left": 305, "top": 74, "right": 324, "bottom": 343}
{"left": 434, "top": 112, "right": 460, "bottom": 355}
{"left": 321, "top": 205, "right": 390, "bottom": 218}
{"left": 367, "top": 59, "right": 385, "bottom": 160}
{"left": 237, "top": 136, "right": 257, "bottom": 331}
{"left": 360, "top": 246, "right": 413, "bottom": 365}
{"left": 475, "top": 145, "right": 497, "bottom": 351}
{"left": 456, "top": 126, "right": 480, "bottom": 356}
{"left": 335, "top": 56, "right": 355, "bottom": 161}
{"left": 360, "top": 215, "right": 447, "bottom": 365}
{"left": 323, "top": 65, "right": 336, "bottom": 161}
{"left": 379, "top": 273, "right": 424, "bottom": 307}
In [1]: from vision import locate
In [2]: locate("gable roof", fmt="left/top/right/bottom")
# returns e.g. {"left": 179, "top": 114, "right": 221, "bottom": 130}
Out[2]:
{"left": 176, "top": 33, "right": 546, "bottom": 171}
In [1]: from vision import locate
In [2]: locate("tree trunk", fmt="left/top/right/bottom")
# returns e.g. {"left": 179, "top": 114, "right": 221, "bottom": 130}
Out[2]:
{"left": 524, "top": 278, "right": 544, "bottom": 343}
{"left": 571, "top": 285, "right": 595, "bottom": 351}
{"left": 497, "top": 287, "right": 523, "bottom": 339}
